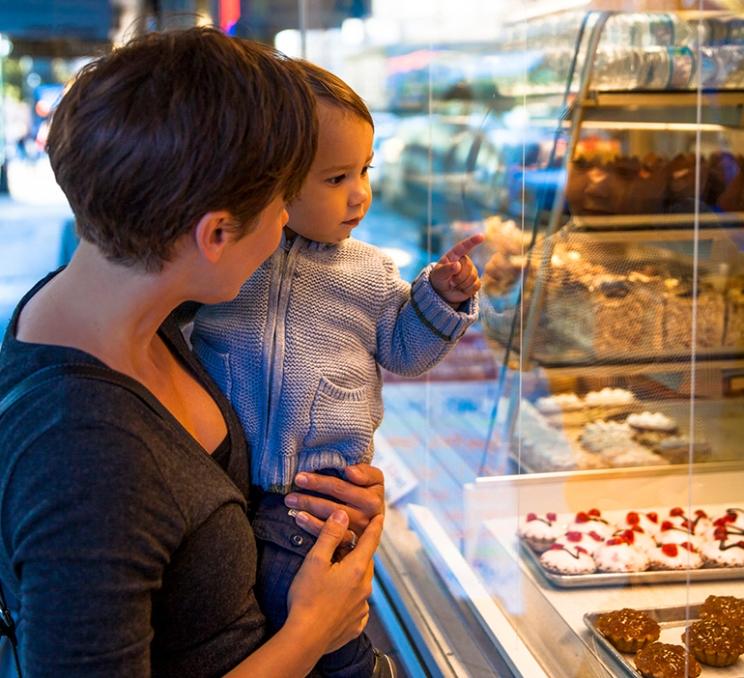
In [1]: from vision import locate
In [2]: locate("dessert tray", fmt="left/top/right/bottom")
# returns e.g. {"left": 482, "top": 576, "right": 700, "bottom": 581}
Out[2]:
{"left": 584, "top": 604, "right": 744, "bottom": 677}
{"left": 520, "top": 542, "right": 744, "bottom": 589}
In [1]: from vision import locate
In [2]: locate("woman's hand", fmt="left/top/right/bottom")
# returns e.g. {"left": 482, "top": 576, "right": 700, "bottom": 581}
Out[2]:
{"left": 286, "top": 511, "right": 383, "bottom": 655}
{"left": 226, "top": 511, "right": 383, "bottom": 676}
{"left": 284, "top": 464, "right": 384, "bottom": 549}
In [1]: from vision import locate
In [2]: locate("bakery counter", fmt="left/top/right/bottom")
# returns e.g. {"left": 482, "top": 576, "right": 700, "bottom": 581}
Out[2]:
{"left": 452, "top": 465, "right": 744, "bottom": 676}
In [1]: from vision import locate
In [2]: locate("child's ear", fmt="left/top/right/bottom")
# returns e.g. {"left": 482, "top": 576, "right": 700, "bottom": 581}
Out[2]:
{"left": 193, "top": 210, "right": 235, "bottom": 263}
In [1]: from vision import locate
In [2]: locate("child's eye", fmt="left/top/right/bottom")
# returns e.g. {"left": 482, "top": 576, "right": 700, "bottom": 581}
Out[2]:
{"left": 327, "top": 174, "right": 345, "bottom": 185}
{"left": 361, "top": 164, "right": 375, "bottom": 176}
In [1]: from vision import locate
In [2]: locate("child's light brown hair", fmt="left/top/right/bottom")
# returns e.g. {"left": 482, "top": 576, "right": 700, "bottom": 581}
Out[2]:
{"left": 295, "top": 59, "right": 374, "bottom": 130}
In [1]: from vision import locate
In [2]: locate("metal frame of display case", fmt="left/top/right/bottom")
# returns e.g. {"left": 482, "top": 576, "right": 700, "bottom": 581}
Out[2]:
{"left": 491, "top": 10, "right": 744, "bottom": 445}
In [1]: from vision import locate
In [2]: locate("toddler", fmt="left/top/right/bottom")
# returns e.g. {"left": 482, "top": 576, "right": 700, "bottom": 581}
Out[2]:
{"left": 191, "top": 60, "right": 483, "bottom": 677}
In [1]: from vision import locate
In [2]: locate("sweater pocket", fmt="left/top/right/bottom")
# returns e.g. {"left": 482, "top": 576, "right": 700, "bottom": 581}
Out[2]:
{"left": 191, "top": 336, "right": 232, "bottom": 399}
{"left": 303, "top": 375, "right": 374, "bottom": 460}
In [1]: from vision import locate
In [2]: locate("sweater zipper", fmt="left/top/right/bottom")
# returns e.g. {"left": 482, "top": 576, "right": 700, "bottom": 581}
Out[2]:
{"left": 257, "top": 238, "right": 300, "bottom": 481}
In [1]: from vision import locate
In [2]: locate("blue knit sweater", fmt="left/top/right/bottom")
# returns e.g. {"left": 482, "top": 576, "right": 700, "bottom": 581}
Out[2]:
{"left": 192, "top": 235, "right": 478, "bottom": 492}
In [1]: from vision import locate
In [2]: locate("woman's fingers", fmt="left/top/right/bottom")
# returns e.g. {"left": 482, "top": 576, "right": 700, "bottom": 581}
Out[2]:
{"left": 305, "top": 510, "right": 349, "bottom": 563}
{"left": 291, "top": 472, "right": 384, "bottom": 519}
{"left": 343, "top": 463, "right": 384, "bottom": 488}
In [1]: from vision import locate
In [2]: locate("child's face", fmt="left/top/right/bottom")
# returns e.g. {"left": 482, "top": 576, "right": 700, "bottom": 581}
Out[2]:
{"left": 287, "top": 102, "right": 373, "bottom": 244}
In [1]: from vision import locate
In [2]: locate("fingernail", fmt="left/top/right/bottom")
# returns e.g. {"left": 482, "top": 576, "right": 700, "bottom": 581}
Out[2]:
{"left": 295, "top": 473, "right": 308, "bottom": 486}
{"left": 331, "top": 510, "right": 347, "bottom": 524}
{"left": 295, "top": 511, "right": 310, "bottom": 523}
{"left": 285, "top": 495, "right": 298, "bottom": 508}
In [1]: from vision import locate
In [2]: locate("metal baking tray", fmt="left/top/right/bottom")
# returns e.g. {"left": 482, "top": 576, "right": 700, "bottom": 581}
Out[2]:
{"left": 584, "top": 604, "right": 744, "bottom": 678}
{"left": 520, "top": 541, "right": 744, "bottom": 589}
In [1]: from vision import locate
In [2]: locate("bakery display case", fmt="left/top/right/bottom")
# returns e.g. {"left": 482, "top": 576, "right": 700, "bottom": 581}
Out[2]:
{"left": 469, "top": 9, "right": 744, "bottom": 476}
{"left": 363, "top": 5, "right": 744, "bottom": 678}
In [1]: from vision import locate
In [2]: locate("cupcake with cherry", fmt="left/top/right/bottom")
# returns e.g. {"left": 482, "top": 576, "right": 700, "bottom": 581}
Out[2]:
{"left": 517, "top": 512, "right": 564, "bottom": 553}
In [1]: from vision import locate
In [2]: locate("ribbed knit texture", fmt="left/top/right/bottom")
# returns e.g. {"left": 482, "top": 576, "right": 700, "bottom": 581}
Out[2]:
{"left": 192, "top": 235, "right": 478, "bottom": 492}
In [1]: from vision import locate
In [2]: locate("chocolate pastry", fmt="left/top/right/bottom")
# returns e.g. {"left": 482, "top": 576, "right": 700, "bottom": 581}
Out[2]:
{"left": 634, "top": 642, "right": 701, "bottom": 678}
{"left": 667, "top": 153, "right": 710, "bottom": 211}
{"left": 699, "top": 595, "right": 744, "bottom": 625}
{"left": 706, "top": 151, "right": 740, "bottom": 206}
{"left": 682, "top": 618, "right": 744, "bottom": 667}
{"left": 717, "top": 154, "right": 744, "bottom": 212}
{"left": 596, "top": 608, "right": 660, "bottom": 652}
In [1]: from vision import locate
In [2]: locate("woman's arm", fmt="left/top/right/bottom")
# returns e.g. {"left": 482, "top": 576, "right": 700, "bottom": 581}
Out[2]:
{"left": 283, "top": 464, "right": 385, "bottom": 541}
{"left": 225, "top": 511, "right": 382, "bottom": 677}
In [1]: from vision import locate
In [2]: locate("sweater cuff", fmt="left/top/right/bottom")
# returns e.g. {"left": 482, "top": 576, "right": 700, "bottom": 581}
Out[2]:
{"left": 410, "top": 263, "right": 479, "bottom": 342}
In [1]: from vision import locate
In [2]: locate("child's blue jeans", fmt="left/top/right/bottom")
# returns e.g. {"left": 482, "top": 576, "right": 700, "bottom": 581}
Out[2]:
{"left": 251, "top": 471, "right": 376, "bottom": 677}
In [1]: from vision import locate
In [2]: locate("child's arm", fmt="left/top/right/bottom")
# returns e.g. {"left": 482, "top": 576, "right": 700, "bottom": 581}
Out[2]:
{"left": 375, "top": 234, "right": 484, "bottom": 377}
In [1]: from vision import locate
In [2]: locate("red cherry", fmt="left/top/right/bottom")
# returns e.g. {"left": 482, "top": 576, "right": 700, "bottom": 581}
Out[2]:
{"left": 737, "top": 541, "right": 744, "bottom": 549}
{"left": 575, "top": 512, "right": 589, "bottom": 523}
{"left": 588, "top": 531, "right": 602, "bottom": 542}
{"left": 695, "top": 509, "right": 708, "bottom": 518}
{"left": 606, "top": 538, "right": 626, "bottom": 546}
{"left": 622, "top": 530, "right": 636, "bottom": 543}
{"left": 565, "top": 531, "right": 582, "bottom": 542}
{"left": 714, "top": 527, "right": 728, "bottom": 541}
{"left": 526, "top": 512, "right": 538, "bottom": 521}
{"left": 647, "top": 512, "right": 658, "bottom": 522}
{"left": 714, "top": 517, "right": 729, "bottom": 527}
{"left": 661, "top": 544, "right": 679, "bottom": 557}
{"left": 576, "top": 546, "right": 588, "bottom": 554}
{"left": 670, "top": 507, "right": 684, "bottom": 517}
{"left": 725, "top": 513, "right": 736, "bottom": 523}
{"left": 549, "top": 543, "right": 563, "bottom": 550}
{"left": 679, "top": 542, "right": 696, "bottom": 552}
{"left": 626, "top": 511, "right": 640, "bottom": 525}
{"left": 588, "top": 508, "right": 601, "bottom": 517}
{"left": 546, "top": 512, "right": 557, "bottom": 522}
{"left": 661, "top": 521, "right": 674, "bottom": 531}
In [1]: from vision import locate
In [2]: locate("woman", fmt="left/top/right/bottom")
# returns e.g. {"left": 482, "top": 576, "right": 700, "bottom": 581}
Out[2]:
{"left": 0, "top": 28, "right": 384, "bottom": 677}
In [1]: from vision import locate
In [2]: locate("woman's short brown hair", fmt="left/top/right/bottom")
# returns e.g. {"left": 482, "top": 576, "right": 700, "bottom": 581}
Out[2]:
{"left": 47, "top": 28, "right": 317, "bottom": 271}
{"left": 295, "top": 59, "right": 373, "bottom": 130}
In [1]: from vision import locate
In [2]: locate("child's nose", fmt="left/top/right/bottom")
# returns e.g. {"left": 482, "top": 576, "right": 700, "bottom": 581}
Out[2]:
{"left": 349, "top": 181, "right": 370, "bottom": 206}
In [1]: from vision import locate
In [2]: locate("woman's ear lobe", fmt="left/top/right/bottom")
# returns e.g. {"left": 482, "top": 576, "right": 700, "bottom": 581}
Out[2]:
{"left": 194, "top": 210, "right": 234, "bottom": 263}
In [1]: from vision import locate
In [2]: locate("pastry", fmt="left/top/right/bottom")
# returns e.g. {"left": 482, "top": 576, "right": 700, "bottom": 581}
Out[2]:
{"left": 700, "top": 524, "right": 744, "bottom": 567}
{"left": 656, "top": 521, "right": 703, "bottom": 549}
{"left": 601, "top": 446, "right": 668, "bottom": 467}
{"left": 681, "top": 618, "right": 744, "bottom": 667}
{"left": 584, "top": 387, "right": 636, "bottom": 409}
{"left": 539, "top": 543, "right": 597, "bottom": 574}
{"left": 662, "top": 278, "right": 725, "bottom": 351}
{"left": 623, "top": 511, "right": 661, "bottom": 536}
{"left": 566, "top": 509, "right": 615, "bottom": 540}
{"left": 518, "top": 512, "right": 563, "bottom": 553}
{"left": 596, "top": 608, "right": 660, "bottom": 653}
{"left": 664, "top": 508, "right": 712, "bottom": 536}
{"left": 723, "top": 286, "right": 744, "bottom": 348}
{"left": 554, "top": 530, "right": 605, "bottom": 556}
{"left": 591, "top": 277, "right": 664, "bottom": 358}
{"left": 627, "top": 411, "right": 677, "bottom": 433}
{"left": 594, "top": 536, "right": 649, "bottom": 573}
{"left": 614, "top": 527, "right": 656, "bottom": 554}
{"left": 535, "top": 393, "right": 584, "bottom": 414}
{"left": 580, "top": 420, "right": 635, "bottom": 453}
{"left": 717, "top": 154, "right": 744, "bottom": 212}
{"left": 667, "top": 153, "right": 710, "bottom": 212}
{"left": 655, "top": 437, "right": 712, "bottom": 464}
{"left": 634, "top": 642, "right": 701, "bottom": 678}
{"left": 699, "top": 595, "right": 744, "bottom": 625}
{"left": 648, "top": 542, "right": 703, "bottom": 570}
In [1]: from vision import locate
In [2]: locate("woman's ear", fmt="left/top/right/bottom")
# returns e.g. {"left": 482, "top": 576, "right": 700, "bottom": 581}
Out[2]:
{"left": 193, "top": 210, "right": 235, "bottom": 263}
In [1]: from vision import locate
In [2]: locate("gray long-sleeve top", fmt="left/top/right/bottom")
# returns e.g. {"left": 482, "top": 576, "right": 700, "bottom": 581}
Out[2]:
{"left": 192, "top": 235, "right": 478, "bottom": 493}
{"left": 0, "top": 273, "right": 266, "bottom": 677}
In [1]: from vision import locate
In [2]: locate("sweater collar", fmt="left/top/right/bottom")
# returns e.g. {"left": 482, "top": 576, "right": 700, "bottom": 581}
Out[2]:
{"left": 280, "top": 230, "right": 340, "bottom": 252}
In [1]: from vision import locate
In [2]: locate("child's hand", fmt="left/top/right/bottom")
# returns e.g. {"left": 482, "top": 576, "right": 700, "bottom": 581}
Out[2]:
{"left": 430, "top": 233, "right": 485, "bottom": 306}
